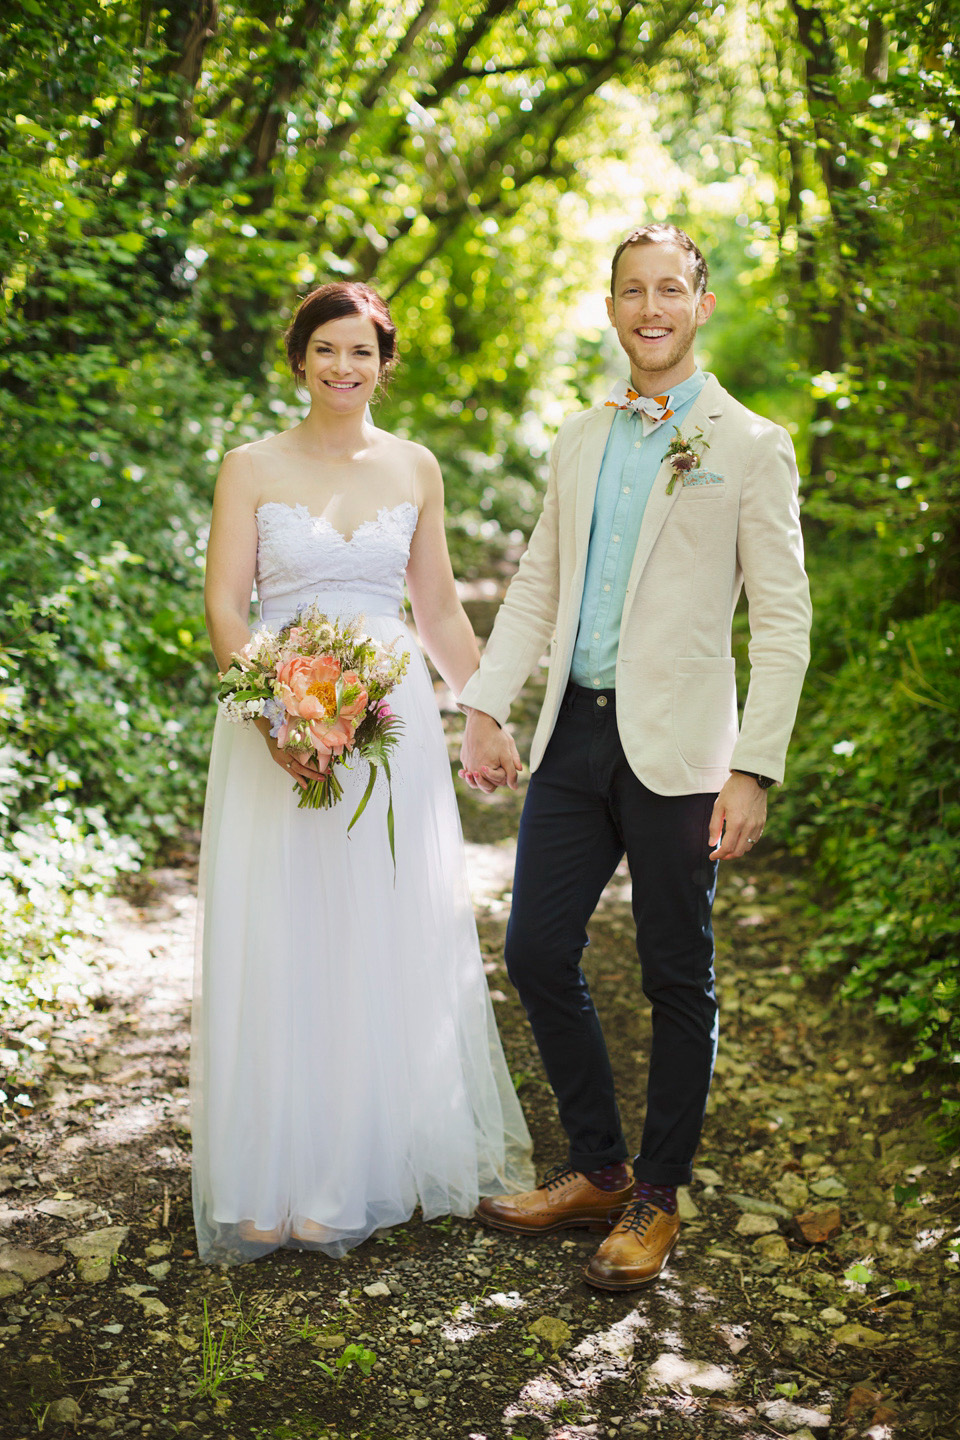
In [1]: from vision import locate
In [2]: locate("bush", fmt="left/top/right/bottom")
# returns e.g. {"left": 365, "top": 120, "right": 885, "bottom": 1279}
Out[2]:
{"left": 772, "top": 602, "right": 960, "bottom": 1142}
{"left": 0, "top": 665, "right": 140, "bottom": 1059}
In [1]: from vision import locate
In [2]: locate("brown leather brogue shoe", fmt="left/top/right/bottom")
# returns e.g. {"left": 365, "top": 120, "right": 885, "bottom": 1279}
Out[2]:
{"left": 475, "top": 1165, "right": 634, "bottom": 1236}
{"left": 583, "top": 1200, "right": 680, "bottom": 1290}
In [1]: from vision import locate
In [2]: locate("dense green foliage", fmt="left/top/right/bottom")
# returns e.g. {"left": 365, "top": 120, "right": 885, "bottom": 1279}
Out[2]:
{"left": 776, "top": 605, "right": 960, "bottom": 1130}
{"left": 1, "top": 0, "right": 957, "bottom": 1133}
{"left": 747, "top": 0, "right": 960, "bottom": 1141}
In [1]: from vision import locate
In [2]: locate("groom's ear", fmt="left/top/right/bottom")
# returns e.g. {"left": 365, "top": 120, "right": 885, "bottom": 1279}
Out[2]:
{"left": 697, "top": 292, "right": 717, "bottom": 326}
{"left": 605, "top": 294, "right": 616, "bottom": 325}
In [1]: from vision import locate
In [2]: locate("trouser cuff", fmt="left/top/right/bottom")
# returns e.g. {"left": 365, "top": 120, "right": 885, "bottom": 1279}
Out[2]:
{"left": 569, "top": 1143, "right": 630, "bottom": 1173}
{"left": 633, "top": 1155, "right": 693, "bottom": 1186}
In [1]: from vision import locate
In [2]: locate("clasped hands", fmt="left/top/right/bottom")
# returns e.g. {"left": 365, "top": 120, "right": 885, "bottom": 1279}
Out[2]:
{"left": 459, "top": 708, "right": 522, "bottom": 794}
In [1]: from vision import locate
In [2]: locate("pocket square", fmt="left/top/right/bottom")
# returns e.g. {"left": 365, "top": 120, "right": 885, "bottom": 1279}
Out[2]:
{"left": 681, "top": 469, "right": 724, "bottom": 487}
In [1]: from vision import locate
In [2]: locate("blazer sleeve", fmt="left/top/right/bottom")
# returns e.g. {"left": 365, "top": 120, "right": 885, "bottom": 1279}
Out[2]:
{"left": 458, "top": 425, "right": 566, "bottom": 723}
{"left": 729, "top": 422, "right": 813, "bottom": 783}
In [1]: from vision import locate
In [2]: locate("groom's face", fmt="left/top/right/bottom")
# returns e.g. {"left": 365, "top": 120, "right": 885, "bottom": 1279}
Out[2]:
{"left": 606, "top": 242, "right": 715, "bottom": 393}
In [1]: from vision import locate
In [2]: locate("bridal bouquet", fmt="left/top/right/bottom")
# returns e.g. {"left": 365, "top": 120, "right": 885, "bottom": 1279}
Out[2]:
{"left": 217, "top": 604, "right": 409, "bottom": 854}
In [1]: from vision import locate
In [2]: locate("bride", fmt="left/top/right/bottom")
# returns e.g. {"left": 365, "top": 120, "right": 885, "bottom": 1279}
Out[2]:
{"left": 191, "top": 280, "right": 534, "bottom": 1263}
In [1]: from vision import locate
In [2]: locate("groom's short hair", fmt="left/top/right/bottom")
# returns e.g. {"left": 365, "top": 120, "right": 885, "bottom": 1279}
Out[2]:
{"left": 611, "top": 225, "right": 709, "bottom": 299}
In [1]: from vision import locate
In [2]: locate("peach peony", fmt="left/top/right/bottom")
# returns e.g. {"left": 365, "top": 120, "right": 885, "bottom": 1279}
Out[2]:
{"left": 276, "top": 654, "right": 342, "bottom": 721}
{"left": 275, "top": 656, "right": 368, "bottom": 757}
{"left": 307, "top": 670, "right": 368, "bottom": 754}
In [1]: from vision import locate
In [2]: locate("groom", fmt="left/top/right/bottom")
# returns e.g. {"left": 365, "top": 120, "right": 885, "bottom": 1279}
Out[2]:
{"left": 458, "top": 224, "right": 812, "bottom": 1290}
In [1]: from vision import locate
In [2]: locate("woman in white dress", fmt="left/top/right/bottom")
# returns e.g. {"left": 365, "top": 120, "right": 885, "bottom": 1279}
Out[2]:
{"left": 192, "top": 281, "right": 533, "bottom": 1264}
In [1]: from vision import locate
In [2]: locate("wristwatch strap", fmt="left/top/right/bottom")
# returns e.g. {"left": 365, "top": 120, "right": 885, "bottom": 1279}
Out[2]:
{"left": 732, "top": 769, "right": 776, "bottom": 790}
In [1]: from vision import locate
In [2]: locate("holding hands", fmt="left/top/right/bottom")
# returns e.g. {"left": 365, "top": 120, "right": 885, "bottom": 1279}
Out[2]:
{"left": 459, "top": 708, "right": 522, "bottom": 793}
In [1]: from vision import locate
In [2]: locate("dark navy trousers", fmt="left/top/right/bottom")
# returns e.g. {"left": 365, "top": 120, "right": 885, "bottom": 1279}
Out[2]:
{"left": 504, "top": 683, "right": 719, "bottom": 1186}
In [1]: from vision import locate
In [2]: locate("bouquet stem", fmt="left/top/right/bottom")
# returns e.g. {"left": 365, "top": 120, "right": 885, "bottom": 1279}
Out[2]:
{"left": 297, "top": 769, "right": 344, "bottom": 809}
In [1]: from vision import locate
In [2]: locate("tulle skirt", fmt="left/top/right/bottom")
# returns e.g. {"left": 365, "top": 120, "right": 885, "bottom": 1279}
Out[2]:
{"left": 191, "top": 592, "right": 534, "bottom": 1264}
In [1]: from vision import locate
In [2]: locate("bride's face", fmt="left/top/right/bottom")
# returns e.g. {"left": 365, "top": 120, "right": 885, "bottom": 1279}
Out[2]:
{"left": 302, "top": 314, "right": 381, "bottom": 412}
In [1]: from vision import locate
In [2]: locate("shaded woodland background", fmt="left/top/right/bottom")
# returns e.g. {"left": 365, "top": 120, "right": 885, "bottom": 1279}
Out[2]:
{"left": 1, "top": 0, "right": 957, "bottom": 1141}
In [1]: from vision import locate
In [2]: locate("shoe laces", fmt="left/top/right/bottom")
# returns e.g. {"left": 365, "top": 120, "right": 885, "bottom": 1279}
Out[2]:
{"left": 617, "top": 1199, "right": 660, "bottom": 1236}
{"left": 540, "top": 1164, "right": 578, "bottom": 1191}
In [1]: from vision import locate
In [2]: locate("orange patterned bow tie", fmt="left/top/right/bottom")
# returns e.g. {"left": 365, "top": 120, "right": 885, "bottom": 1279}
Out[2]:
{"left": 605, "top": 383, "right": 675, "bottom": 435}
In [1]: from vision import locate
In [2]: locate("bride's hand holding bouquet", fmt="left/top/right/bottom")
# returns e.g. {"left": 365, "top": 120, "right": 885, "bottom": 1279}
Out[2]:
{"left": 217, "top": 604, "right": 409, "bottom": 857}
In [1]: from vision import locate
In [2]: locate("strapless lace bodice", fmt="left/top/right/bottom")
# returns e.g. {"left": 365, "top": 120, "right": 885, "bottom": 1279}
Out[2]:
{"left": 256, "top": 501, "right": 418, "bottom": 622}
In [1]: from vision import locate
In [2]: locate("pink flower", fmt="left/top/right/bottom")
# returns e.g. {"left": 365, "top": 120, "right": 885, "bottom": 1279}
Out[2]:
{"left": 276, "top": 654, "right": 342, "bottom": 722}
{"left": 275, "top": 657, "right": 368, "bottom": 758}
{"left": 308, "top": 670, "right": 368, "bottom": 754}
{"left": 340, "top": 671, "right": 368, "bottom": 722}
{"left": 309, "top": 746, "right": 333, "bottom": 774}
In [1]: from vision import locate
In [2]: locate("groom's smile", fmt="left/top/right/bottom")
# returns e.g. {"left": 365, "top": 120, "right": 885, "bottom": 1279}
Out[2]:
{"left": 606, "top": 242, "right": 715, "bottom": 393}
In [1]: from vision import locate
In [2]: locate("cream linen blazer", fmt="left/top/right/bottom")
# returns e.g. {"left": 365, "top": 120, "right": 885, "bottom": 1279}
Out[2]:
{"left": 458, "top": 374, "right": 813, "bottom": 796}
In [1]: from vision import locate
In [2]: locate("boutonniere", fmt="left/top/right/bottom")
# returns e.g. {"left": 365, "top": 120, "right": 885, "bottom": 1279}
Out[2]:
{"left": 665, "top": 427, "right": 709, "bottom": 495}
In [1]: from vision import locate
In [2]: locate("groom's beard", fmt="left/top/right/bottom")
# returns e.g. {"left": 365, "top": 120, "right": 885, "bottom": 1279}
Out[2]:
{"left": 619, "top": 311, "right": 699, "bottom": 380}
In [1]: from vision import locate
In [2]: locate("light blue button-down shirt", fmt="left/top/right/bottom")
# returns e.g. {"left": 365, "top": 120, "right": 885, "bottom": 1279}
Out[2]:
{"left": 570, "top": 368, "right": 708, "bottom": 690}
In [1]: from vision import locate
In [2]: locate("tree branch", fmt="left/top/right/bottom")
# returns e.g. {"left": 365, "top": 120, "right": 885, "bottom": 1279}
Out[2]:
{"left": 413, "top": 0, "right": 516, "bottom": 104}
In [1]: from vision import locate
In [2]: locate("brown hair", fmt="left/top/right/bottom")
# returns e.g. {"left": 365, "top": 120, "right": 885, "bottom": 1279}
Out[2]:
{"left": 283, "top": 281, "right": 398, "bottom": 382}
{"left": 610, "top": 225, "right": 709, "bottom": 299}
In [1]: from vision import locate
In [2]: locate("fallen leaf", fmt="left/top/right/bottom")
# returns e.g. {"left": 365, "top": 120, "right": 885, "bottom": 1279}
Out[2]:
{"left": 736, "top": 1213, "right": 780, "bottom": 1237}
{"left": 832, "top": 1323, "right": 886, "bottom": 1348}
{"left": 727, "top": 1193, "right": 789, "bottom": 1217}
{"left": 791, "top": 1206, "right": 842, "bottom": 1245}
{"left": 752, "top": 1233, "right": 791, "bottom": 1261}
{"left": 845, "top": 1384, "right": 883, "bottom": 1420}
{"left": 809, "top": 1176, "right": 847, "bottom": 1198}
{"left": 527, "top": 1315, "right": 572, "bottom": 1351}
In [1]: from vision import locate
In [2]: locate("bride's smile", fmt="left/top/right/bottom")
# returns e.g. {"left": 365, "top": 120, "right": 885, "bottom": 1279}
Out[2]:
{"left": 302, "top": 315, "right": 381, "bottom": 411}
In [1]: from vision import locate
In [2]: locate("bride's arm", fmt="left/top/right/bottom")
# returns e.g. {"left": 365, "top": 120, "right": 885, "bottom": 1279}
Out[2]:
{"left": 204, "top": 447, "right": 320, "bottom": 788}
{"left": 204, "top": 447, "right": 260, "bottom": 673}
{"left": 405, "top": 448, "right": 521, "bottom": 788}
{"left": 405, "top": 448, "right": 480, "bottom": 696}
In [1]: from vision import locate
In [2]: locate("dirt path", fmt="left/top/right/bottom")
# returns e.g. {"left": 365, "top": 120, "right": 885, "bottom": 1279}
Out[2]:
{"left": 1, "top": 651, "right": 958, "bottom": 1440}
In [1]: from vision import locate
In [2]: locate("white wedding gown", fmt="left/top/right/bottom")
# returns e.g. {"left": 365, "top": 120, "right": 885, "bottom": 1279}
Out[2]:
{"left": 191, "top": 500, "right": 534, "bottom": 1264}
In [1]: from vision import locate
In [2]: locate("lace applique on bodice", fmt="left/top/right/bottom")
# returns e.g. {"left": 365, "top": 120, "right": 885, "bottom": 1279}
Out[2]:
{"left": 256, "top": 501, "right": 418, "bottom": 618}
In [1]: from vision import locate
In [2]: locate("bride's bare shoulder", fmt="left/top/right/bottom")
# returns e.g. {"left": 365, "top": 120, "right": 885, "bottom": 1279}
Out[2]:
{"left": 371, "top": 428, "right": 440, "bottom": 475}
{"left": 227, "top": 432, "right": 290, "bottom": 461}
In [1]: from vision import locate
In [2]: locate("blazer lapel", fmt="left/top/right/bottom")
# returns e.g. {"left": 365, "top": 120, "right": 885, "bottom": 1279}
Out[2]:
{"left": 573, "top": 406, "right": 616, "bottom": 571}
{"left": 622, "top": 376, "right": 726, "bottom": 606}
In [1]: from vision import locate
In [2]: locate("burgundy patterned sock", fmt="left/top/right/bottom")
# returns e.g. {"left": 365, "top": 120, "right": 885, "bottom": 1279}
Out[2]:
{"left": 633, "top": 1180, "right": 678, "bottom": 1214}
{"left": 582, "top": 1161, "right": 631, "bottom": 1192}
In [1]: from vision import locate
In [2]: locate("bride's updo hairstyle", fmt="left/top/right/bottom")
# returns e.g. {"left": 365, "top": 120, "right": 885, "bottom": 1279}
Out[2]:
{"left": 284, "top": 281, "right": 398, "bottom": 386}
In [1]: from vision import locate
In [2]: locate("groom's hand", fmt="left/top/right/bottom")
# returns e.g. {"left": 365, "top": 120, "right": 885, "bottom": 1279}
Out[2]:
{"left": 708, "top": 772, "right": 768, "bottom": 861}
{"left": 459, "top": 708, "right": 522, "bottom": 793}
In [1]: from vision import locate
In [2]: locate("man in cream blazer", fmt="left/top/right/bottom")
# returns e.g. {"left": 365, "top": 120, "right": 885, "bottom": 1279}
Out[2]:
{"left": 459, "top": 225, "right": 812, "bottom": 1290}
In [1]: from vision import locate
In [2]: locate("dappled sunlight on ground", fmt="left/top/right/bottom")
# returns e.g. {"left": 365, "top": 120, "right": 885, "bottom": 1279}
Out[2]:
{"left": 463, "top": 840, "right": 517, "bottom": 907}
{"left": 1, "top": 822, "right": 959, "bottom": 1434}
